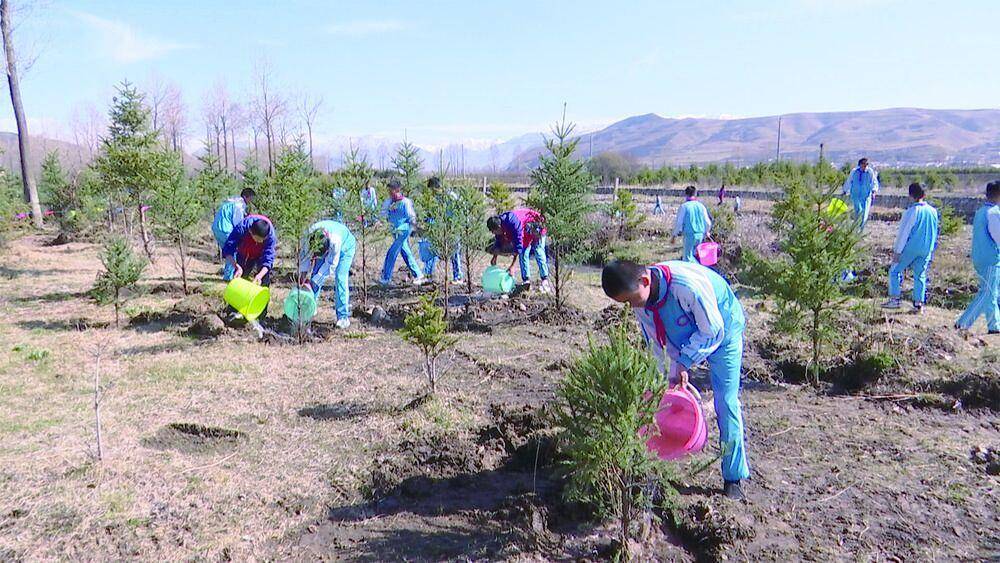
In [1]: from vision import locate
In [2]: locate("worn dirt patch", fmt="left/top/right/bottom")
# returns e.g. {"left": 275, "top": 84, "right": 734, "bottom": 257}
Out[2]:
{"left": 141, "top": 423, "right": 246, "bottom": 455}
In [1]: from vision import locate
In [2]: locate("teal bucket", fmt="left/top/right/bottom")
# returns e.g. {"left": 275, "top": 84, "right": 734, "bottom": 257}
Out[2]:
{"left": 482, "top": 266, "right": 515, "bottom": 294}
{"left": 283, "top": 288, "right": 318, "bottom": 324}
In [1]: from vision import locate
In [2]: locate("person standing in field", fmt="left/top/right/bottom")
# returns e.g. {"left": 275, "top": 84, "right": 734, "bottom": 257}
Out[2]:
{"left": 672, "top": 186, "right": 712, "bottom": 262}
{"left": 211, "top": 188, "right": 254, "bottom": 281}
{"left": 883, "top": 183, "right": 938, "bottom": 313}
{"left": 298, "top": 220, "right": 356, "bottom": 329}
{"left": 380, "top": 179, "right": 425, "bottom": 287}
{"left": 718, "top": 184, "right": 727, "bottom": 206}
{"left": 486, "top": 207, "right": 552, "bottom": 293}
{"left": 652, "top": 194, "right": 665, "bottom": 215}
{"left": 955, "top": 180, "right": 1000, "bottom": 335}
{"left": 734, "top": 195, "right": 742, "bottom": 216}
{"left": 842, "top": 157, "right": 880, "bottom": 231}
{"left": 417, "top": 177, "right": 463, "bottom": 285}
{"left": 602, "top": 259, "right": 750, "bottom": 499}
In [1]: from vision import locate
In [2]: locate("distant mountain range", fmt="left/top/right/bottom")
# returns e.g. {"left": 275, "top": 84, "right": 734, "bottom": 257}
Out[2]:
{"left": 508, "top": 108, "right": 1000, "bottom": 170}
{"left": 3, "top": 108, "right": 998, "bottom": 178}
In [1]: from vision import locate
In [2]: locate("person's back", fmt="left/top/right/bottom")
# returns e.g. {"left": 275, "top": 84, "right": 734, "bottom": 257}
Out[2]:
{"left": 213, "top": 196, "right": 245, "bottom": 235}
{"left": 901, "top": 202, "right": 939, "bottom": 256}
{"left": 680, "top": 200, "right": 710, "bottom": 234}
{"left": 971, "top": 203, "right": 1000, "bottom": 268}
{"left": 384, "top": 195, "right": 416, "bottom": 229}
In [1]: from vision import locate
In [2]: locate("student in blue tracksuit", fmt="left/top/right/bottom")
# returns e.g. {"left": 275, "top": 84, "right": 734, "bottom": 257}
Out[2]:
{"left": 956, "top": 181, "right": 1000, "bottom": 335}
{"left": 884, "top": 183, "right": 939, "bottom": 313}
{"left": 380, "top": 179, "right": 425, "bottom": 286}
{"left": 672, "top": 186, "right": 712, "bottom": 262}
{"left": 842, "top": 157, "right": 880, "bottom": 231}
{"left": 652, "top": 194, "right": 665, "bottom": 215}
{"left": 211, "top": 188, "right": 254, "bottom": 280}
{"left": 602, "top": 259, "right": 750, "bottom": 499}
{"left": 298, "top": 220, "right": 356, "bottom": 329}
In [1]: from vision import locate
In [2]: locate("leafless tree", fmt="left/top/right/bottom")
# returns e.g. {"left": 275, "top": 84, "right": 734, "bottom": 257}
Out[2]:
{"left": 69, "top": 101, "right": 104, "bottom": 164}
{"left": 251, "top": 62, "right": 285, "bottom": 175}
{"left": 161, "top": 83, "right": 186, "bottom": 155}
{"left": 0, "top": 0, "right": 41, "bottom": 226}
{"left": 297, "top": 94, "right": 322, "bottom": 168}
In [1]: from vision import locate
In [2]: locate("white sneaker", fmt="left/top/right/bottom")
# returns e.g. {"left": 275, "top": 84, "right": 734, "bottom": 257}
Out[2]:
{"left": 335, "top": 318, "right": 351, "bottom": 329}
{"left": 881, "top": 298, "right": 901, "bottom": 309}
{"left": 539, "top": 279, "right": 553, "bottom": 294}
{"left": 450, "top": 279, "right": 464, "bottom": 286}
{"left": 412, "top": 276, "right": 428, "bottom": 286}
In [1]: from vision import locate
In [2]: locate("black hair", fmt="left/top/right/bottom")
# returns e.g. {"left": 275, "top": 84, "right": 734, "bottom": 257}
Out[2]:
{"left": 987, "top": 180, "right": 1000, "bottom": 200}
{"left": 858, "top": 157, "right": 869, "bottom": 166}
{"left": 427, "top": 176, "right": 441, "bottom": 190}
{"left": 601, "top": 260, "right": 647, "bottom": 298}
{"left": 241, "top": 188, "right": 255, "bottom": 200}
{"left": 908, "top": 182, "right": 925, "bottom": 200}
{"left": 486, "top": 216, "right": 501, "bottom": 231}
{"left": 388, "top": 179, "right": 402, "bottom": 191}
{"left": 250, "top": 219, "right": 270, "bottom": 238}
{"left": 684, "top": 185, "right": 697, "bottom": 197}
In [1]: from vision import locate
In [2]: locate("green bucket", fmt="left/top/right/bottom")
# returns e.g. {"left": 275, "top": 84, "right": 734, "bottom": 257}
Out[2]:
{"left": 482, "top": 266, "right": 515, "bottom": 294}
{"left": 223, "top": 278, "right": 271, "bottom": 321}
{"left": 283, "top": 288, "right": 318, "bottom": 324}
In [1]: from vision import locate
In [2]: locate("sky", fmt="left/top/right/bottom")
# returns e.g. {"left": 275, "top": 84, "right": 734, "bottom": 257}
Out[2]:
{"left": 3, "top": 0, "right": 999, "bottom": 152}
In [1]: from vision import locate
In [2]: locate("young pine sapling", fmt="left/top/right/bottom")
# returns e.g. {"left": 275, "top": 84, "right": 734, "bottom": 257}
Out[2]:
{"left": 93, "top": 235, "right": 147, "bottom": 327}
{"left": 453, "top": 183, "right": 492, "bottom": 295}
{"left": 400, "top": 294, "right": 458, "bottom": 396}
{"left": 152, "top": 155, "right": 201, "bottom": 293}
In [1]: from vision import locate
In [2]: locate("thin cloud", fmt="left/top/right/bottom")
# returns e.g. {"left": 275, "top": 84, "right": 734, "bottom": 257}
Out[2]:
{"left": 74, "top": 11, "right": 197, "bottom": 63}
{"left": 325, "top": 19, "right": 412, "bottom": 37}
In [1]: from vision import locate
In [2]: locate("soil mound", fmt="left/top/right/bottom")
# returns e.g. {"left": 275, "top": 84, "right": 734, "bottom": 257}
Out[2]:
{"left": 142, "top": 422, "right": 246, "bottom": 455}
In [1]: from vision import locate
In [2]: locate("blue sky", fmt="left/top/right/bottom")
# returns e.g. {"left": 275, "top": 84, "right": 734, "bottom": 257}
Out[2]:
{"left": 4, "top": 0, "right": 999, "bottom": 149}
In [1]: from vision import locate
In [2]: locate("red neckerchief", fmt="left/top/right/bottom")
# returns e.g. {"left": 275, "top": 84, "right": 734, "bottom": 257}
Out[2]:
{"left": 644, "top": 264, "right": 672, "bottom": 347}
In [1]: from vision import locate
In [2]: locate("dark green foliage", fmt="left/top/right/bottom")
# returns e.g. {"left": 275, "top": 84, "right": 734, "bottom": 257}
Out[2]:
{"left": 400, "top": 294, "right": 458, "bottom": 395}
{"left": 257, "top": 142, "right": 323, "bottom": 257}
{"left": 587, "top": 151, "right": 637, "bottom": 185}
{"left": 553, "top": 320, "right": 675, "bottom": 558}
{"left": 608, "top": 188, "right": 645, "bottom": 239}
{"left": 453, "top": 183, "right": 492, "bottom": 294}
{"left": 152, "top": 155, "right": 201, "bottom": 292}
{"left": 39, "top": 152, "right": 77, "bottom": 235}
{"left": 195, "top": 150, "right": 237, "bottom": 213}
{"left": 752, "top": 178, "right": 863, "bottom": 383}
{"left": 526, "top": 109, "right": 596, "bottom": 309}
{"left": 0, "top": 170, "right": 25, "bottom": 245}
{"left": 239, "top": 155, "right": 265, "bottom": 197}
{"left": 92, "top": 235, "right": 147, "bottom": 327}
{"left": 486, "top": 180, "right": 516, "bottom": 214}
{"left": 94, "top": 81, "right": 173, "bottom": 259}
{"left": 709, "top": 203, "right": 737, "bottom": 244}
{"left": 929, "top": 199, "right": 962, "bottom": 238}
{"left": 416, "top": 183, "right": 460, "bottom": 311}
{"left": 392, "top": 141, "right": 424, "bottom": 195}
{"left": 338, "top": 146, "right": 382, "bottom": 307}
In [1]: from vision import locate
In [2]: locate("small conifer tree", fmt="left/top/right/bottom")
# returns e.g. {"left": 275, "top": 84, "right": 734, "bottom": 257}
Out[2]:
{"left": 392, "top": 140, "right": 424, "bottom": 196}
{"left": 400, "top": 294, "right": 458, "bottom": 396}
{"left": 93, "top": 235, "right": 147, "bottom": 327}
{"left": 453, "top": 183, "right": 492, "bottom": 294}
{"left": 152, "top": 155, "right": 201, "bottom": 293}
{"left": 608, "top": 188, "right": 644, "bottom": 239}
{"left": 487, "top": 180, "right": 516, "bottom": 213}
{"left": 340, "top": 147, "right": 382, "bottom": 307}
{"left": 553, "top": 320, "right": 674, "bottom": 560}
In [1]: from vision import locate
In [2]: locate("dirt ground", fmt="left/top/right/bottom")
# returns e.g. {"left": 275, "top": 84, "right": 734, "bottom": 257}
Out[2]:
{"left": 1, "top": 195, "right": 997, "bottom": 561}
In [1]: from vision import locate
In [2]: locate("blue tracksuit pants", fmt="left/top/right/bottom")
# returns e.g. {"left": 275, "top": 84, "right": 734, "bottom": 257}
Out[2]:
{"left": 956, "top": 263, "right": 1000, "bottom": 332}
{"left": 889, "top": 251, "right": 932, "bottom": 304}
{"left": 682, "top": 231, "right": 705, "bottom": 263}
{"left": 309, "top": 239, "right": 357, "bottom": 321}
{"left": 380, "top": 226, "right": 422, "bottom": 284}
{"left": 212, "top": 226, "right": 236, "bottom": 281}
{"left": 706, "top": 331, "right": 750, "bottom": 482}
{"left": 852, "top": 196, "right": 873, "bottom": 231}
{"left": 419, "top": 239, "right": 462, "bottom": 281}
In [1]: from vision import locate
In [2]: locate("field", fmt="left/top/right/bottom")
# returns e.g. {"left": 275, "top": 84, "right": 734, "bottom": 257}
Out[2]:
{"left": 1, "top": 194, "right": 997, "bottom": 561}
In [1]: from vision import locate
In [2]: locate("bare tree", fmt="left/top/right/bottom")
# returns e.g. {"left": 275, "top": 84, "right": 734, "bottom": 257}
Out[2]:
{"left": 161, "top": 83, "right": 186, "bottom": 155}
{"left": 297, "top": 94, "right": 322, "bottom": 168}
{"left": 69, "top": 101, "right": 104, "bottom": 163}
{"left": 251, "top": 62, "right": 285, "bottom": 175}
{"left": 0, "top": 0, "right": 41, "bottom": 226}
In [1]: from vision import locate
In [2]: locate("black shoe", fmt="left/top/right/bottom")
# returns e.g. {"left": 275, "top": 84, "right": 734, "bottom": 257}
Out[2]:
{"left": 723, "top": 480, "right": 745, "bottom": 500}
{"left": 989, "top": 330, "right": 999, "bottom": 335}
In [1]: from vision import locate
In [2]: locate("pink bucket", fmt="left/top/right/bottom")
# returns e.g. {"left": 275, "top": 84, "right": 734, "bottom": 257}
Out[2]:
{"left": 696, "top": 241, "right": 720, "bottom": 266}
{"left": 643, "top": 385, "right": 707, "bottom": 460}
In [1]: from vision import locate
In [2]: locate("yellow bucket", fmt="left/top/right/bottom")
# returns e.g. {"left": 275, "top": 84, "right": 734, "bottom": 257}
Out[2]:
{"left": 826, "top": 198, "right": 849, "bottom": 217}
{"left": 223, "top": 278, "right": 271, "bottom": 321}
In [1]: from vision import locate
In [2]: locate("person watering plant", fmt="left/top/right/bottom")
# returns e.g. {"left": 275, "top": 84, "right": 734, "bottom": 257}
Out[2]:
{"left": 601, "top": 259, "right": 750, "bottom": 500}
{"left": 380, "top": 179, "right": 425, "bottom": 286}
{"left": 672, "top": 186, "right": 712, "bottom": 262}
{"left": 883, "top": 183, "right": 938, "bottom": 313}
{"left": 955, "top": 180, "right": 1000, "bottom": 335}
{"left": 222, "top": 215, "right": 276, "bottom": 318}
{"left": 298, "top": 220, "right": 356, "bottom": 329}
{"left": 212, "top": 188, "right": 255, "bottom": 281}
{"left": 842, "top": 157, "right": 880, "bottom": 231}
{"left": 486, "top": 207, "right": 551, "bottom": 293}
